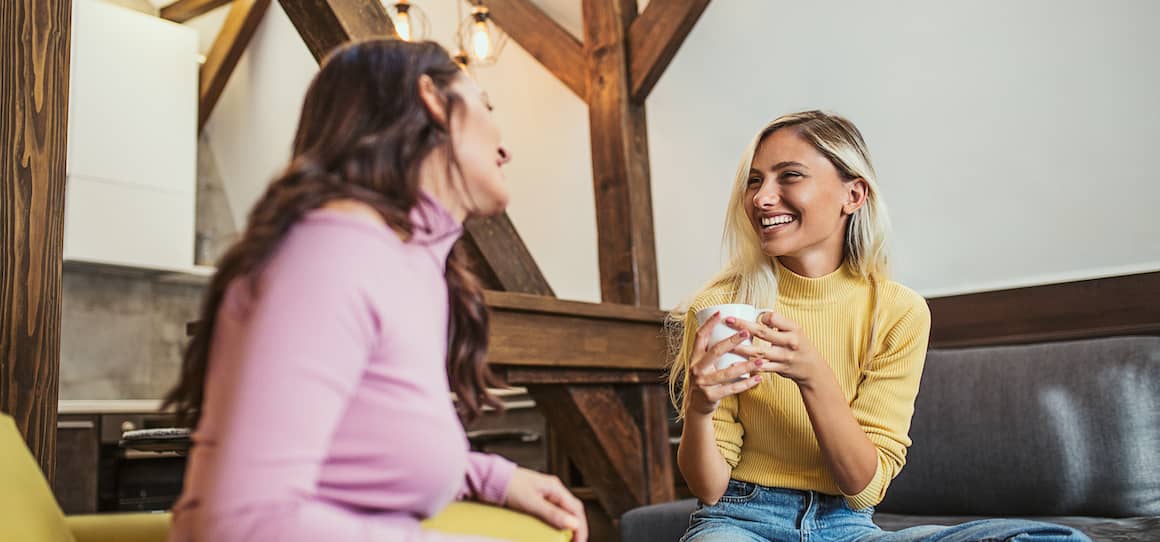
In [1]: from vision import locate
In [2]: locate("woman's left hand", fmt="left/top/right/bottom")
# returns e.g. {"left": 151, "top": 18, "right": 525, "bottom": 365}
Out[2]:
{"left": 503, "top": 467, "right": 588, "bottom": 542}
{"left": 725, "top": 312, "right": 825, "bottom": 387}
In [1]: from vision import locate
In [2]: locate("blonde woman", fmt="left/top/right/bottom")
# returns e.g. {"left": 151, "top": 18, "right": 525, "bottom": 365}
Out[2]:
{"left": 671, "top": 111, "right": 1089, "bottom": 542}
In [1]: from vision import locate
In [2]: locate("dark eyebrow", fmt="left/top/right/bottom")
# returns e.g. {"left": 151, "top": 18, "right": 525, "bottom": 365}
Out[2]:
{"left": 769, "top": 161, "right": 807, "bottom": 171}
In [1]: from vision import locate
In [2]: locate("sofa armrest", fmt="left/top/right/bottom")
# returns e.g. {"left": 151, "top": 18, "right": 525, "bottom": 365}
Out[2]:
{"left": 423, "top": 501, "right": 571, "bottom": 542}
{"left": 65, "top": 503, "right": 569, "bottom": 542}
{"left": 66, "top": 512, "right": 170, "bottom": 542}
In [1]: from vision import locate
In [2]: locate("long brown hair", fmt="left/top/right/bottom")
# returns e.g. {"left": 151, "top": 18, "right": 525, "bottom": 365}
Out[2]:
{"left": 163, "top": 39, "right": 504, "bottom": 428}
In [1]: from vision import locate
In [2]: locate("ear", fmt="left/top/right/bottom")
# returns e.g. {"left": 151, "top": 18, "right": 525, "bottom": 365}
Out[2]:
{"left": 843, "top": 178, "right": 869, "bottom": 216}
{"left": 417, "top": 74, "right": 447, "bottom": 127}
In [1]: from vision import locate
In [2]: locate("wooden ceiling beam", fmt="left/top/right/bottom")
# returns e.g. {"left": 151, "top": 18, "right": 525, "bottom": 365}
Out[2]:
{"left": 160, "top": 0, "right": 233, "bottom": 23}
{"left": 198, "top": 0, "right": 270, "bottom": 132}
{"left": 485, "top": 0, "right": 587, "bottom": 100}
{"left": 627, "top": 0, "right": 710, "bottom": 103}
{"left": 278, "top": 0, "right": 397, "bottom": 62}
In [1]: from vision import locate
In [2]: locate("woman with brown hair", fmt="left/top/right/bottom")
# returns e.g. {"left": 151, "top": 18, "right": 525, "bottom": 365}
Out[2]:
{"left": 163, "top": 39, "right": 586, "bottom": 541}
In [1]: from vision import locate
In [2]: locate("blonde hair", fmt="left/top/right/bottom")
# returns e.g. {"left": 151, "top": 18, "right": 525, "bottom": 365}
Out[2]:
{"left": 667, "top": 110, "right": 892, "bottom": 415}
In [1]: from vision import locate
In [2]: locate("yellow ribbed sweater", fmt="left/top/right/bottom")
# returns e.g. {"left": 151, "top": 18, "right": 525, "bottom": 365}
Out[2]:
{"left": 679, "top": 263, "right": 931, "bottom": 510}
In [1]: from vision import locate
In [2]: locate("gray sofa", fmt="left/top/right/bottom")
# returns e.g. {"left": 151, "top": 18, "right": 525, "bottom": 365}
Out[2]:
{"left": 622, "top": 336, "right": 1160, "bottom": 541}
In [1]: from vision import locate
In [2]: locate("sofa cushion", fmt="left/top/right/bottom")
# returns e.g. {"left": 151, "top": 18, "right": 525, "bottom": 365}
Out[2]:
{"left": 0, "top": 414, "right": 77, "bottom": 542}
{"left": 621, "top": 499, "right": 696, "bottom": 542}
{"left": 873, "top": 513, "right": 1160, "bottom": 542}
{"left": 879, "top": 336, "right": 1160, "bottom": 517}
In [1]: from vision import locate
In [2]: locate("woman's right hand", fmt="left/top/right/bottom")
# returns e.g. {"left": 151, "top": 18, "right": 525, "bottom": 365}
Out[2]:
{"left": 685, "top": 311, "right": 766, "bottom": 417}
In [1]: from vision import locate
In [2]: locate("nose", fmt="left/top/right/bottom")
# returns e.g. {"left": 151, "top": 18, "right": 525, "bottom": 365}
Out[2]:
{"left": 752, "top": 182, "right": 779, "bottom": 208}
{"left": 497, "top": 145, "right": 512, "bottom": 165}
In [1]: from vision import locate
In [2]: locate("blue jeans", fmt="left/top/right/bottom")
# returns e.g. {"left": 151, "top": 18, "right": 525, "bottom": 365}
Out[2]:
{"left": 681, "top": 480, "right": 1091, "bottom": 542}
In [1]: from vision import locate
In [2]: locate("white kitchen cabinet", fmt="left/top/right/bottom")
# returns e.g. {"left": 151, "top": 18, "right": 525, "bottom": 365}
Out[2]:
{"left": 64, "top": 0, "right": 200, "bottom": 273}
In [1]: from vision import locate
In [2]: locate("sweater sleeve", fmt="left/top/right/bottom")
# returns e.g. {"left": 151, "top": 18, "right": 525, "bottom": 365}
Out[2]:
{"left": 678, "top": 288, "right": 745, "bottom": 470}
{"left": 842, "top": 292, "right": 932, "bottom": 510}
{"left": 458, "top": 452, "right": 517, "bottom": 505}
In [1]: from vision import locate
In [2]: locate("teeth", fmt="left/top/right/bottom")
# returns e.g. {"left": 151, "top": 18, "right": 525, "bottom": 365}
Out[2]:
{"left": 761, "top": 215, "right": 794, "bottom": 227}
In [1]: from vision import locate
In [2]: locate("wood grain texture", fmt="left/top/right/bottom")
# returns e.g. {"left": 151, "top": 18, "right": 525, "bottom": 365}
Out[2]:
{"left": 456, "top": 237, "right": 505, "bottom": 291}
{"left": 486, "top": 0, "right": 587, "bottom": 100}
{"left": 487, "top": 303, "right": 668, "bottom": 369}
{"left": 278, "top": 0, "right": 396, "bottom": 62}
{"left": 583, "top": 0, "right": 659, "bottom": 307}
{"left": 627, "top": 0, "right": 710, "bottom": 103}
{"left": 484, "top": 290, "right": 664, "bottom": 323}
{"left": 198, "top": 0, "right": 270, "bottom": 131}
{"left": 927, "top": 271, "right": 1160, "bottom": 348}
{"left": 640, "top": 383, "right": 675, "bottom": 502}
{"left": 528, "top": 385, "right": 645, "bottom": 516}
{"left": 504, "top": 367, "right": 665, "bottom": 385}
{"left": 160, "top": 0, "right": 232, "bottom": 23}
{"left": 465, "top": 215, "right": 554, "bottom": 295}
{"left": 1, "top": 0, "right": 71, "bottom": 481}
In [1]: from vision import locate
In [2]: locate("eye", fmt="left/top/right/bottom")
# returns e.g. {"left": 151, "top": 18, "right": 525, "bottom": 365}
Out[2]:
{"left": 779, "top": 171, "right": 803, "bottom": 182}
{"left": 746, "top": 176, "right": 762, "bottom": 186}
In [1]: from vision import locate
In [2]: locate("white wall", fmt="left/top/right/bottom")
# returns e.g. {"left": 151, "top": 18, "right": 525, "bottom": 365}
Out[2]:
{"left": 189, "top": 0, "right": 1160, "bottom": 307}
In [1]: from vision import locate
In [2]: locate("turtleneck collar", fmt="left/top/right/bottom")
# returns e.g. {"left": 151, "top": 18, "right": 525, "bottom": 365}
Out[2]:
{"left": 775, "top": 260, "right": 864, "bottom": 305}
{"left": 409, "top": 191, "right": 464, "bottom": 264}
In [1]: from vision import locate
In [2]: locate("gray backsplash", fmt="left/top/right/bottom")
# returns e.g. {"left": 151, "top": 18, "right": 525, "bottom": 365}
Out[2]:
{"left": 60, "top": 269, "right": 204, "bottom": 400}
{"left": 60, "top": 135, "right": 235, "bottom": 400}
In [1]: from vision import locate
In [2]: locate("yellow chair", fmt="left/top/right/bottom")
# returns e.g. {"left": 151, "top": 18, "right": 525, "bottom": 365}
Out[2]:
{"left": 1, "top": 414, "right": 568, "bottom": 541}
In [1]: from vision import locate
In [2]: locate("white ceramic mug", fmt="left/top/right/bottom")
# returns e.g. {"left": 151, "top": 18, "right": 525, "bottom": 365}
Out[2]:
{"left": 694, "top": 303, "right": 774, "bottom": 371}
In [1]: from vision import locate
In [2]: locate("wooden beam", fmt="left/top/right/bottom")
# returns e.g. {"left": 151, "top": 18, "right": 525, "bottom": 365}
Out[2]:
{"left": 504, "top": 367, "right": 664, "bottom": 385}
{"left": 528, "top": 386, "right": 647, "bottom": 516}
{"left": 640, "top": 383, "right": 675, "bottom": 503}
{"left": 198, "top": 0, "right": 270, "bottom": 132}
{"left": 1, "top": 0, "right": 72, "bottom": 481}
{"left": 278, "top": 0, "right": 396, "bottom": 62}
{"left": 627, "top": 0, "right": 710, "bottom": 103}
{"left": 927, "top": 271, "right": 1160, "bottom": 349}
{"left": 160, "top": 0, "right": 233, "bottom": 23}
{"left": 485, "top": 291, "right": 667, "bottom": 370}
{"left": 484, "top": 290, "right": 663, "bottom": 322}
{"left": 583, "top": 0, "right": 659, "bottom": 307}
{"left": 485, "top": 0, "right": 587, "bottom": 100}
{"left": 465, "top": 215, "right": 553, "bottom": 295}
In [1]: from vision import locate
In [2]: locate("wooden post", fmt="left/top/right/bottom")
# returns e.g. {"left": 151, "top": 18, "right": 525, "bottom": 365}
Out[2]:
{"left": 584, "top": 0, "right": 660, "bottom": 309}
{"left": 0, "top": 0, "right": 73, "bottom": 480}
{"left": 484, "top": 0, "right": 711, "bottom": 518}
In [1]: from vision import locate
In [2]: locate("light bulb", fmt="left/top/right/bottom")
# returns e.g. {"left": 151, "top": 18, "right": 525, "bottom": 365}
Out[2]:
{"left": 471, "top": 20, "right": 491, "bottom": 60}
{"left": 395, "top": 9, "right": 412, "bottom": 41}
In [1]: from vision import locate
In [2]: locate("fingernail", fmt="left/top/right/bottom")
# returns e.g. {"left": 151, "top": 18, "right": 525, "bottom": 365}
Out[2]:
{"left": 753, "top": 375, "right": 762, "bottom": 383}
{"left": 566, "top": 517, "right": 580, "bottom": 529}
{"left": 740, "top": 330, "right": 750, "bottom": 339}
{"left": 713, "top": 311, "right": 720, "bottom": 317}
{"left": 725, "top": 317, "right": 736, "bottom": 325}
{"left": 755, "top": 359, "right": 764, "bottom": 367}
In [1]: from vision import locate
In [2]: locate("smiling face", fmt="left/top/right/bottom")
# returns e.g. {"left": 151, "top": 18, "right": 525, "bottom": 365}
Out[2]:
{"left": 446, "top": 74, "right": 511, "bottom": 217}
{"left": 746, "top": 127, "right": 867, "bottom": 275}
